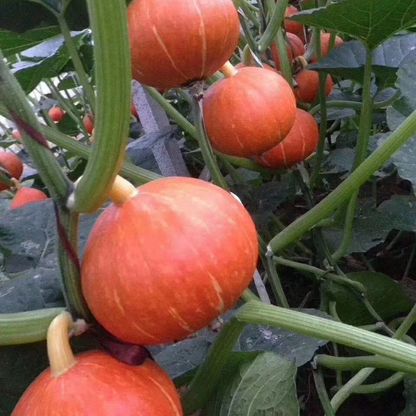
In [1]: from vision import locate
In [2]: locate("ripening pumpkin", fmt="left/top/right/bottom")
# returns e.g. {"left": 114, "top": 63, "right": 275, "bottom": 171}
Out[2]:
{"left": 128, "top": 0, "right": 241, "bottom": 89}
{"left": 0, "top": 152, "right": 23, "bottom": 192}
{"left": 83, "top": 114, "right": 94, "bottom": 135}
{"left": 270, "top": 33, "right": 305, "bottom": 70}
{"left": 235, "top": 61, "right": 276, "bottom": 72}
{"left": 203, "top": 67, "right": 296, "bottom": 157}
{"left": 294, "top": 69, "right": 333, "bottom": 103}
{"left": 284, "top": 5, "right": 305, "bottom": 41}
{"left": 82, "top": 177, "right": 258, "bottom": 345}
{"left": 12, "top": 313, "right": 183, "bottom": 416}
{"left": 48, "top": 107, "right": 65, "bottom": 123}
{"left": 311, "top": 33, "right": 344, "bottom": 63}
{"left": 11, "top": 188, "right": 48, "bottom": 209}
{"left": 257, "top": 109, "right": 319, "bottom": 169}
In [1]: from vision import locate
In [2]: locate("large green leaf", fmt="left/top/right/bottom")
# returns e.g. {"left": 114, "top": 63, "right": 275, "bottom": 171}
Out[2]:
{"left": 289, "top": 0, "right": 416, "bottom": 50}
{"left": 323, "top": 199, "right": 405, "bottom": 254}
{"left": 322, "top": 272, "right": 413, "bottom": 325}
{"left": 212, "top": 352, "right": 299, "bottom": 416}
{"left": 308, "top": 34, "right": 416, "bottom": 86}
{"left": 11, "top": 30, "right": 89, "bottom": 93}
{"left": 0, "top": 26, "right": 60, "bottom": 58}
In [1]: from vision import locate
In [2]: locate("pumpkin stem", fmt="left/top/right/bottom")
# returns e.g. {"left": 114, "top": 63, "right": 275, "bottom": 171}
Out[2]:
{"left": 109, "top": 175, "right": 138, "bottom": 206}
{"left": 47, "top": 312, "right": 77, "bottom": 377}
{"left": 11, "top": 178, "right": 21, "bottom": 190}
{"left": 220, "top": 61, "right": 238, "bottom": 78}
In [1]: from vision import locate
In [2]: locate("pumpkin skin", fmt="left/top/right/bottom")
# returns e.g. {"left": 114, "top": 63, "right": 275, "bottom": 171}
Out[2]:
{"left": 271, "top": 33, "right": 305, "bottom": 70}
{"left": 203, "top": 67, "right": 296, "bottom": 157}
{"left": 48, "top": 107, "right": 65, "bottom": 122}
{"left": 82, "top": 177, "right": 258, "bottom": 345}
{"left": 11, "top": 188, "right": 48, "bottom": 209}
{"left": 12, "top": 130, "right": 22, "bottom": 141}
{"left": 294, "top": 70, "right": 333, "bottom": 103}
{"left": 12, "top": 352, "right": 183, "bottom": 416}
{"left": 257, "top": 109, "right": 319, "bottom": 168}
{"left": 0, "top": 152, "right": 23, "bottom": 192}
{"left": 311, "top": 33, "right": 344, "bottom": 63}
{"left": 284, "top": 6, "right": 304, "bottom": 41}
{"left": 128, "top": 0, "right": 241, "bottom": 89}
{"left": 235, "top": 61, "right": 276, "bottom": 72}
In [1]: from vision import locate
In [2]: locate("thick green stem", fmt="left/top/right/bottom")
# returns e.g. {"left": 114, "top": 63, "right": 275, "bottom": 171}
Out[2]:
{"left": 0, "top": 308, "right": 65, "bottom": 346}
{"left": 237, "top": 302, "right": 416, "bottom": 368}
{"left": 0, "top": 50, "right": 90, "bottom": 320}
{"left": 57, "top": 16, "right": 96, "bottom": 112}
{"left": 144, "top": 87, "right": 197, "bottom": 138}
{"left": 273, "top": 256, "right": 366, "bottom": 292}
{"left": 268, "top": 108, "right": 416, "bottom": 253}
{"left": 274, "top": 29, "right": 293, "bottom": 87}
{"left": 265, "top": 251, "right": 289, "bottom": 308}
{"left": 330, "top": 304, "right": 416, "bottom": 412}
{"left": 72, "top": 0, "right": 131, "bottom": 213}
{"left": 192, "top": 90, "right": 228, "bottom": 189}
{"left": 310, "top": 32, "right": 328, "bottom": 188}
{"left": 331, "top": 48, "right": 373, "bottom": 261}
{"left": 0, "top": 51, "right": 70, "bottom": 204}
{"left": 181, "top": 318, "right": 246, "bottom": 414}
{"left": 312, "top": 367, "right": 336, "bottom": 416}
{"left": 316, "top": 354, "right": 416, "bottom": 375}
{"left": 336, "top": 373, "right": 404, "bottom": 395}
{"left": 57, "top": 210, "right": 91, "bottom": 320}
{"left": 258, "top": 0, "right": 289, "bottom": 52}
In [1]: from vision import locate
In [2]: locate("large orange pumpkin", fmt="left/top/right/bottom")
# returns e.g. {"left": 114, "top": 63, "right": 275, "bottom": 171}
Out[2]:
{"left": 257, "top": 109, "right": 319, "bottom": 169}
{"left": 311, "top": 33, "right": 344, "bottom": 63}
{"left": 294, "top": 70, "right": 333, "bottom": 103}
{"left": 128, "top": 0, "right": 241, "bottom": 89}
{"left": 271, "top": 33, "right": 305, "bottom": 71}
{"left": 284, "top": 5, "right": 305, "bottom": 41}
{"left": 0, "top": 152, "right": 23, "bottom": 192}
{"left": 13, "top": 354, "right": 182, "bottom": 416}
{"left": 203, "top": 67, "right": 296, "bottom": 157}
{"left": 11, "top": 188, "right": 48, "bottom": 209}
{"left": 81, "top": 177, "right": 258, "bottom": 345}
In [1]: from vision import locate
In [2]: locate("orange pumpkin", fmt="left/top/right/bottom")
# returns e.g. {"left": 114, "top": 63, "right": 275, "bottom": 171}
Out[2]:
{"left": 294, "top": 69, "right": 333, "bottom": 103}
{"left": 128, "top": 0, "right": 241, "bottom": 89}
{"left": 311, "top": 33, "right": 344, "bottom": 63}
{"left": 83, "top": 114, "right": 94, "bottom": 135}
{"left": 270, "top": 33, "right": 305, "bottom": 70}
{"left": 257, "top": 109, "right": 319, "bottom": 168}
{"left": 284, "top": 5, "right": 305, "bottom": 41}
{"left": 235, "top": 61, "right": 276, "bottom": 72}
{"left": 82, "top": 177, "right": 258, "bottom": 345}
{"left": 0, "top": 152, "right": 23, "bottom": 192}
{"left": 12, "top": 313, "right": 182, "bottom": 416}
{"left": 48, "top": 107, "right": 65, "bottom": 123}
{"left": 11, "top": 188, "right": 48, "bottom": 209}
{"left": 203, "top": 67, "right": 296, "bottom": 157}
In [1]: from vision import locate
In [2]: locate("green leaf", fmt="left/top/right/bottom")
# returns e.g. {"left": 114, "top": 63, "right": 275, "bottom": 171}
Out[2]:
{"left": 11, "top": 30, "right": 89, "bottom": 94}
{"left": 0, "top": 26, "right": 60, "bottom": 58}
{"left": 397, "top": 57, "right": 416, "bottom": 108}
{"left": 289, "top": 0, "right": 416, "bottom": 50}
{"left": 377, "top": 196, "right": 416, "bottom": 231}
{"left": 389, "top": 136, "right": 416, "bottom": 194}
{"left": 56, "top": 113, "right": 80, "bottom": 136}
{"left": 308, "top": 34, "right": 416, "bottom": 86}
{"left": 323, "top": 199, "right": 398, "bottom": 254}
{"left": 400, "top": 376, "right": 416, "bottom": 416}
{"left": 214, "top": 352, "right": 299, "bottom": 416}
{"left": 322, "top": 272, "right": 413, "bottom": 325}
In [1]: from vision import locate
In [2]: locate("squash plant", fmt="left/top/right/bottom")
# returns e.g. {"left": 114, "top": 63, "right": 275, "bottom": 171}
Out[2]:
{"left": 1, "top": 0, "right": 416, "bottom": 415}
